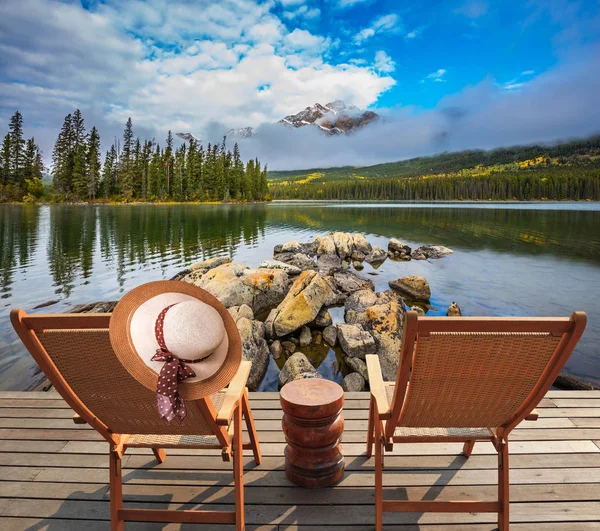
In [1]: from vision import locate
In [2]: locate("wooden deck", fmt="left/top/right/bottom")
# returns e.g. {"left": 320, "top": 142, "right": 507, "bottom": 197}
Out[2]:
{"left": 0, "top": 391, "right": 599, "bottom": 530}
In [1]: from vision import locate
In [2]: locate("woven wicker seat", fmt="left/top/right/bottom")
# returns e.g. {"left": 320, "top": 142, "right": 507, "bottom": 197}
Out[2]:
{"left": 366, "top": 311, "right": 586, "bottom": 531}
{"left": 11, "top": 310, "right": 262, "bottom": 531}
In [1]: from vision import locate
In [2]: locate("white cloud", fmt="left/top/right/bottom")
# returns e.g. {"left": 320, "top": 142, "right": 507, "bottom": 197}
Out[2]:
{"left": 522, "top": 69, "right": 535, "bottom": 75}
{"left": 454, "top": 0, "right": 489, "bottom": 19}
{"left": 405, "top": 26, "right": 426, "bottom": 39}
{"left": 354, "top": 13, "right": 401, "bottom": 44}
{"left": 282, "top": 5, "right": 321, "bottom": 19}
{"left": 374, "top": 50, "right": 395, "bottom": 73}
{"left": 337, "top": 0, "right": 371, "bottom": 7}
{"left": 421, "top": 68, "right": 447, "bottom": 83}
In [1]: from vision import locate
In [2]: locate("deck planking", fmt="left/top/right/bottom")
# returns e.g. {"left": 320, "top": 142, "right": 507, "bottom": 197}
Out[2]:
{"left": 0, "top": 391, "right": 599, "bottom": 530}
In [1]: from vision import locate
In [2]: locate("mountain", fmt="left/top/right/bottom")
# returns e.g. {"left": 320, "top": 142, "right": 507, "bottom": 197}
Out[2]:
{"left": 226, "top": 126, "right": 254, "bottom": 138}
{"left": 279, "top": 100, "right": 379, "bottom": 135}
{"left": 176, "top": 132, "right": 197, "bottom": 142}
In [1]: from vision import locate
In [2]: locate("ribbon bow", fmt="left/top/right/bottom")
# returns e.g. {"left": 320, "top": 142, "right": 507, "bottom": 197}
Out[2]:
{"left": 151, "top": 304, "right": 196, "bottom": 422}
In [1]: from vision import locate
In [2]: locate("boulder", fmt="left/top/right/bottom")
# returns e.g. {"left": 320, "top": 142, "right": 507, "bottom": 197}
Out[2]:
{"left": 190, "top": 255, "right": 232, "bottom": 272}
{"left": 345, "top": 356, "right": 368, "bottom": 382}
{"left": 351, "top": 233, "right": 372, "bottom": 255}
{"left": 299, "top": 325, "right": 312, "bottom": 347}
{"left": 270, "top": 340, "right": 283, "bottom": 360}
{"left": 278, "top": 241, "right": 303, "bottom": 254}
{"left": 416, "top": 244, "right": 453, "bottom": 259}
{"left": 333, "top": 232, "right": 353, "bottom": 260}
{"left": 410, "top": 249, "right": 427, "bottom": 260}
{"left": 228, "top": 304, "right": 254, "bottom": 322}
{"left": 279, "top": 352, "right": 322, "bottom": 387}
{"left": 389, "top": 276, "right": 431, "bottom": 302}
{"left": 372, "top": 330, "right": 402, "bottom": 381}
{"left": 194, "top": 263, "right": 289, "bottom": 314}
{"left": 317, "top": 253, "right": 342, "bottom": 274}
{"left": 352, "top": 260, "right": 364, "bottom": 270}
{"left": 323, "top": 325, "right": 337, "bottom": 347}
{"left": 337, "top": 324, "right": 376, "bottom": 359}
{"left": 315, "top": 234, "right": 336, "bottom": 256}
{"left": 330, "top": 271, "right": 375, "bottom": 294}
{"left": 388, "top": 239, "right": 412, "bottom": 260}
{"left": 410, "top": 305, "right": 426, "bottom": 316}
{"left": 236, "top": 317, "right": 270, "bottom": 391}
{"left": 281, "top": 340, "right": 296, "bottom": 355}
{"left": 367, "top": 299, "right": 405, "bottom": 335}
{"left": 274, "top": 252, "right": 317, "bottom": 271}
{"left": 345, "top": 289, "right": 404, "bottom": 330}
{"left": 342, "top": 372, "right": 366, "bottom": 392}
{"left": 258, "top": 260, "right": 302, "bottom": 275}
{"left": 264, "top": 308, "right": 277, "bottom": 338}
{"left": 271, "top": 270, "right": 337, "bottom": 337}
{"left": 365, "top": 245, "right": 387, "bottom": 266}
{"left": 446, "top": 302, "right": 463, "bottom": 316}
{"left": 313, "top": 307, "right": 333, "bottom": 328}
{"left": 312, "top": 331, "right": 322, "bottom": 345}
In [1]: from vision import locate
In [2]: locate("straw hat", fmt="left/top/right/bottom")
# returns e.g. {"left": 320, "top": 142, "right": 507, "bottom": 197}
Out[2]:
{"left": 109, "top": 281, "right": 241, "bottom": 407}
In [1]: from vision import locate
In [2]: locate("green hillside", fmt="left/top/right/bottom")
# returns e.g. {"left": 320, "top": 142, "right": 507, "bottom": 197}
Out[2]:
{"left": 268, "top": 136, "right": 600, "bottom": 201}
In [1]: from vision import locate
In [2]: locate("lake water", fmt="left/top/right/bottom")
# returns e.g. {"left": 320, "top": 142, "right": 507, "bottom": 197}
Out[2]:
{"left": 1, "top": 202, "right": 599, "bottom": 391}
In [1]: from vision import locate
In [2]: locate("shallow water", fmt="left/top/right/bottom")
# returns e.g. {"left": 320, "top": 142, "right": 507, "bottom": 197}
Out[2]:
{"left": 0, "top": 201, "right": 599, "bottom": 391}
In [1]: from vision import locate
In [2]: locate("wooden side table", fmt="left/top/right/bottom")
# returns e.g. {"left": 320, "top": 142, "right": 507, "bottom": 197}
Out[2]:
{"left": 280, "top": 378, "right": 345, "bottom": 488}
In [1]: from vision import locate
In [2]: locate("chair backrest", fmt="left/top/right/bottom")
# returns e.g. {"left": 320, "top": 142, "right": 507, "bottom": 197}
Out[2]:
{"left": 11, "top": 310, "right": 228, "bottom": 446}
{"left": 387, "top": 311, "right": 587, "bottom": 439}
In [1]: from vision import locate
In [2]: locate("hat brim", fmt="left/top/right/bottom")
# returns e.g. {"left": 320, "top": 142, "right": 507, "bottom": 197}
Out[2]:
{"left": 109, "top": 281, "right": 242, "bottom": 400}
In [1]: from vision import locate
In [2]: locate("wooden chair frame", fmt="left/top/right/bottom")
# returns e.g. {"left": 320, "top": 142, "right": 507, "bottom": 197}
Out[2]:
{"left": 11, "top": 310, "right": 262, "bottom": 531}
{"left": 366, "top": 311, "right": 587, "bottom": 531}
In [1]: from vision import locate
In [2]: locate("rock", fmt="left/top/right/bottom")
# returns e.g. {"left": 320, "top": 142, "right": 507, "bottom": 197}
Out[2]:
{"left": 315, "top": 234, "right": 336, "bottom": 256}
{"left": 258, "top": 260, "right": 302, "bottom": 275}
{"left": 33, "top": 300, "right": 60, "bottom": 309}
{"left": 299, "top": 325, "right": 312, "bottom": 347}
{"left": 351, "top": 233, "right": 372, "bottom": 255}
{"left": 278, "top": 241, "right": 303, "bottom": 254}
{"left": 388, "top": 238, "right": 412, "bottom": 260}
{"left": 446, "top": 302, "right": 462, "bottom": 316}
{"left": 236, "top": 317, "right": 270, "bottom": 391}
{"left": 330, "top": 271, "right": 375, "bottom": 294}
{"left": 416, "top": 244, "right": 453, "bottom": 259}
{"left": 371, "top": 330, "right": 402, "bottom": 381}
{"left": 365, "top": 245, "right": 387, "bottom": 265}
{"left": 410, "top": 249, "right": 427, "bottom": 260}
{"left": 351, "top": 250, "right": 366, "bottom": 262}
{"left": 323, "top": 325, "right": 337, "bottom": 346}
{"left": 317, "top": 253, "right": 342, "bottom": 274}
{"left": 264, "top": 308, "right": 277, "bottom": 338}
{"left": 194, "top": 263, "right": 289, "bottom": 314}
{"left": 345, "top": 357, "right": 368, "bottom": 382}
{"left": 411, "top": 305, "right": 426, "bottom": 316}
{"left": 312, "top": 331, "right": 322, "bottom": 345}
{"left": 342, "top": 372, "right": 366, "bottom": 392}
{"left": 190, "top": 255, "right": 231, "bottom": 272}
{"left": 352, "top": 260, "right": 364, "bottom": 270}
{"left": 279, "top": 352, "right": 322, "bottom": 387}
{"left": 333, "top": 232, "right": 353, "bottom": 260}
{"left": 313, "top": 307, "right": 333, "bottom": 328}
{"left": 271, "top": 270, "right": 337, "bottom": 337}
{"left": 281, "top": 340, "right": 297, "bottom": 355}
{"left": 389, "top": 276, "right": 431, "bottom": 302}
{"left": 270, "top": 340, "right": 283, "bottom": 360}
{"left": 337, "top": 324, "right": 376, "bottom": 359}
{"left": 345, "top": 289, "right": 404, "bottom": 329}
{"left": 228, "top": 304, "right": 254, "bottom": 322}
{"left": 274, "top": 252, "right": 317, "bottom": 271}
{"left": 367, "top": 299, "right": 405, "bottom": 335}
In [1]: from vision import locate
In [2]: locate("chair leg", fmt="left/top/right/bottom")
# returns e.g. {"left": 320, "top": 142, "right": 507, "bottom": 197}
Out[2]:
{"left": 374, "top": 412, "right": 383, "bottom": 531}
{"left": 366, "top": 396, "right": 375, "bottom": 458}
{"left": 242, "top": 388, "right": 262, "bottom": 465}
{"left": 152, "top": 448, "right": 166, "bottom": 464}
{"left": 234, "top": 400, "right": 245, "bottom": 531}
{"left": 498, "top": 438, "right": 509, "bottom": 530}
{"left": 109, "top": 450, "right": 124, "bottom": 531}
{"left": 462, "top": 440, "right": 476, "bottom": 458}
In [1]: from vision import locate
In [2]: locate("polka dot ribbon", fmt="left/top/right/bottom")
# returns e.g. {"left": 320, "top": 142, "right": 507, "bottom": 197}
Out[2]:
{"left": 151, "top": 303, "right": 197, "bottom": 423}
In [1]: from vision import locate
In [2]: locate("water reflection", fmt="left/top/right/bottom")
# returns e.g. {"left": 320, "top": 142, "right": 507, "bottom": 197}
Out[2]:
{"left": 0, "top": 202, "right": 599, "bottom": 391}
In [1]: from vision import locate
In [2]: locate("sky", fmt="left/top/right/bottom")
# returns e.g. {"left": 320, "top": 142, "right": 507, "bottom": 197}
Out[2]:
{"left": 1, "top": 0, "right": 600, "bottom": 170}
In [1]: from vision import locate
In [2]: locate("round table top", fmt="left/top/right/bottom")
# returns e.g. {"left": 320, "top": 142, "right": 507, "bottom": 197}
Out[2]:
{"left": 280, "top": 378, "right": 344, "bottom": 418}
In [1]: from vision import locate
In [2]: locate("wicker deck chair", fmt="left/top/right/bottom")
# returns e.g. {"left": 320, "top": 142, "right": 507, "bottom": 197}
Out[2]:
{"left": 365, "top": 310, "right": 586, "bottom": 530}
{"left": 11, "top": 309, "right": 261, "bottom": 530}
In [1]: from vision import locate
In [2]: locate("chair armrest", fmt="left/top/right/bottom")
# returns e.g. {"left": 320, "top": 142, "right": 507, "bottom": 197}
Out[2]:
{"left": 366, "top": 355, "right": 391, "bottom": 420}
{"left": 216, "top": 360, "right": 251, "bottom": 426}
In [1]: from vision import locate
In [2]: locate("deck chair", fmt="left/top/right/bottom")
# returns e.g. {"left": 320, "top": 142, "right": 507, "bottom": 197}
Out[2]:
{"left": 11, "top": 309, "right": 261, "bottom": 530}
{"left": 366, "top": 310, "right": 586, "bottom": 530}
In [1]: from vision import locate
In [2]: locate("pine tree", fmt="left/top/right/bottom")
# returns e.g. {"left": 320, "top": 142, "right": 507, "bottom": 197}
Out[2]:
{"left": 164, "top": 130, "right": 174, "bottom": 197}
{"left": 52, "top": 114, "right": 74, "bottom": 195}
{"left": 8, "top": 111, "right": 25, "bottom": 185}
{"left": 0, "top": 134, "right": 10, "bottom": 187}
{"left": 86, "top": 127, "right": 101, "bottom": 199}
{"left": 71, "top": 144, "right": 87, "bottom": 199}
{"left": 231, "top": 143, "right": 244, "bottom": 200}
{"left": 72, "top": 109, "right": 86, "bottom": 149}
{"left": 22, "top": 138, "right": 44, "bottom": 199}
{"left": 120, "top": 118, "right": 134, "bottom": 198}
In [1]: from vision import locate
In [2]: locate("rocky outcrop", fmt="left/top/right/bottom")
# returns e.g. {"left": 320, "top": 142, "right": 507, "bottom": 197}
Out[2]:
{"left": 332, "top": 232, "right": 353, "bottom": 260}
{"left": 315, "top": 234, "right": 336, "bottom": 256}
{"left": 388, "top": 239, "right": 412, "bottom": 261}
{"left": 180, "top": 256, "right": 232, "bottom": 282}
{"left": 279, "top": 352, "right": 322, "bottom": 387}
{"left": 193, "top": 263, "right": 289, "bottom": 314}
{"left": 258, "top": 260, "right": 302, "bottom": 275}
{"left": 270, "top": 270, "right": 337, "bottom": 337}
{"left": 337, "top": 324, "right": 376, "bottom": 359}
{"left": 389, "top": 276, "right": 431, "bottom": 302}
{"left": 342, "top": 372, "right": 366, "bottom": 392}
{"left": 236, "top": 317, "right": 270, "bottom": 391}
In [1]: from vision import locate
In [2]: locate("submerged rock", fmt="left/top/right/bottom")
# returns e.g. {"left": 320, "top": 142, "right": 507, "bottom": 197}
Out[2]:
{"left": 337, "top": 324, "right": 376, "bottom": 359}
{"left": 281, "top": 340, "right": 296, "bottom": 355}
{"left": 417, "top": 244, "right": 453, "bottom": 259}
{"left": 271, "top": 270, "right": 336, "bottom": 337}
{"left": 365, "top": 245, "right": 387, "bottom": 266}
{"left": 279, "top": 352, "right": 322, "bottom": 387}
{"left": 342, "top": 372, "right": 366, "bottom": 392}
{"left": 389, "top": 275, "right": 431, "bottom": 302}
{"left": 270, "top": 340, "right": 283, "bottom": 360}
{"left": 388, "top": 239, "right": 412, "bottom": 261}
{"left": 193, "top": 263, "right": 289, "bottom": 314}
{"left": 236, "top": 317, "right": 270, "bottom": 391}
{"left": 446, "top": 302, "right": 462, "bottom": 316}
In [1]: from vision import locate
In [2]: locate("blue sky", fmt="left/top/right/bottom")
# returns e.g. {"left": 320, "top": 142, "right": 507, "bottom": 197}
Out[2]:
{"left": 1, "top": 0, "right": 600, "bottom": 169}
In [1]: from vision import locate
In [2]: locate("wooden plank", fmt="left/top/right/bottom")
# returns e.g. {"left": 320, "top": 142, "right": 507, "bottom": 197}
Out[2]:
{"left": 539, "top": 408, "right": 600, "bottom": 418}
{"left": 0, "top": 519, "right": 270, "bottom": 531}
{"left": 570, "top": 418, "right": 600, "bottom": 428}
{"left": 546, "top": 391, "right": 600, "bottom": 398}
{"left": 551, "top": 399, "right": 600, "bottom": 407}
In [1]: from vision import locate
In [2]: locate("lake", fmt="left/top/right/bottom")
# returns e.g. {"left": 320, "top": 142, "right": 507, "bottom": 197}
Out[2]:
{"left": 1, "top": 201, "right": 599, "bottom": 391}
